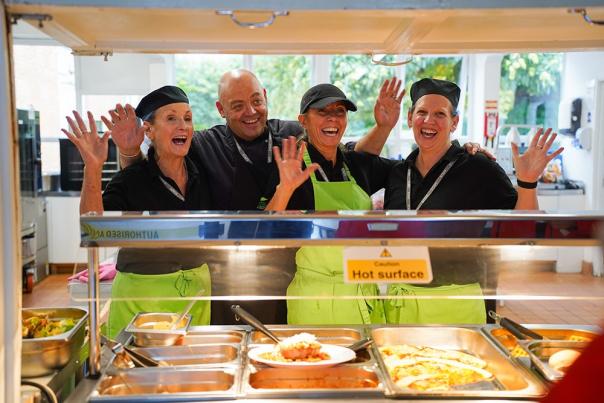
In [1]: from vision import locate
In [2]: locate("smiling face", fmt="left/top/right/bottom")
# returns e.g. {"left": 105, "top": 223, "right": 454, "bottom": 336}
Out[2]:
{"left": 216, "top": 70, "right": 268, "bottom": 141}
{"left": 408, "top": 94, "right": 459, "bottom": 154}
{"left": 298, "top": 101, "right": 348, "bottom": 154}
{"left": 145, "top": 102, "right": 193, "bottom": 159}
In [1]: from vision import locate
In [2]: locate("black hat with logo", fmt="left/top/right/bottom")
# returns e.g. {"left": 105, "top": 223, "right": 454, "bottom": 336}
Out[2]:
{"left": 300, "top": 83, "right": 357, "bottom": 114}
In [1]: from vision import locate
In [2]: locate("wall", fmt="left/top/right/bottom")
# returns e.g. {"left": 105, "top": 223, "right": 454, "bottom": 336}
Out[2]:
{"left": 559, "top": 51, "right": 604, "bottom": 209}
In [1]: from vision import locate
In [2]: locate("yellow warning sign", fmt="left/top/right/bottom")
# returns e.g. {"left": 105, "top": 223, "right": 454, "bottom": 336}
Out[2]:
{"left": 343, "top": 246, "right": 433, "bottom": 284}
{"left": 380, "top": 248, "right": 392, "bottom": 258}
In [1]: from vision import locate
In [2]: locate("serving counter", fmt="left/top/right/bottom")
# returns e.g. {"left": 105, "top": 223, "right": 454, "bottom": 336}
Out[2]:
{"left": 67, "top": 210, "right": 604, "bottom": 401}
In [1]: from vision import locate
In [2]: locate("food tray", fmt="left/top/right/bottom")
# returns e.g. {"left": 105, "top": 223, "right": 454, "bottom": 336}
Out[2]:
{"left": 371, "top": 326, "right": 547, "bottom": 399}
{"left": 178, "top": 328, "right": 245, "bottom": 346}
{"left": 125, "top": 313, "right": 191, "bottom": 347}
{"left": 130, "top": 344, "right": 240, "bottom": 367}
{"left": 242, "top": 365, "right": 383, "bottom": 398}
{"left": 21, "top": 307, "right": 88, "bottom": 377}
{"left": 249, "top": 326, "right": 362, "bottom": 346}
{"left": 519, "top": 339, "right": 590, "bottom": 382}
{"left": 90, "top": 367, "right": 239, "bottom": 402}
{"left": 482, "top": 324, "right": 599, "bottom": 358}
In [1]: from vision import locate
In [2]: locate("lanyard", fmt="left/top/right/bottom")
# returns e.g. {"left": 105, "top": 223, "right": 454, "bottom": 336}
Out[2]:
{"left": 234, "top": 132, "right": 273, "bottom": 165}
{"left": 159, "top": 176, "right": 185, "bottom": 202}
{"left": 406, "top": 156, "right": 459, "bottom": 210}
{"left": 316, "top": 165, "right": 352, "bottom": 183}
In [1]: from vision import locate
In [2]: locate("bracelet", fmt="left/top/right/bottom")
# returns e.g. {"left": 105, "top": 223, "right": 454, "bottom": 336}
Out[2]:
{"left": 517, "top": 179, "right": 538, "bottom": 189}
{"left": 119, "top": 149, "right": 140, "bottom": 158}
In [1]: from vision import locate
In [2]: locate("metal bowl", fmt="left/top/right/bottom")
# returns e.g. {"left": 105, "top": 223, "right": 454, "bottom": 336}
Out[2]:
{"left": 21, "top": 307, "right": 88, "bottom": 377}
{"left": 125, "top": 313, "right": 191, "bottom": 347}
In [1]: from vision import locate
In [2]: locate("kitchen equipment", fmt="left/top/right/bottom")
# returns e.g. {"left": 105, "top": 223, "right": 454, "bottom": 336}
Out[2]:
{"left": 520, "top": 340, "right": 590, "bottom": 382}
{"left": 102, "top": 335, "right": 161, "bottom": 368}
{"left": 372, "top": 326, "right": 547, "bottom": 399}
{"left": 489, "top": 311, "right": 544, "bottom": 340}
{"left": 21, "top": 307, "right": 88, "bottom": 377}
{"left": 125, "top": 312, "right": 191, "bottom": 347}
{"left": 170, "top": 291, "right": 202, "bottom": 331}
{"left": 231, "top": 305, "right": 280, "bottom": 344}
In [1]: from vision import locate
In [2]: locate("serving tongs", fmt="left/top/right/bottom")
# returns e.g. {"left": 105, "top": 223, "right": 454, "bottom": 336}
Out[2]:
{"left": 101, "top": 335, "right": 163, "bottom": 368}
{"left": 230, "top": 304, "right": 373, "bottom": 352}
{"left": 488, "top": 310, "right": 544, "bottom": 341}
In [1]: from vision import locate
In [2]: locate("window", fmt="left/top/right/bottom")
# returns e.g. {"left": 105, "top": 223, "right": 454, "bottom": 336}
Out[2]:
{"left": 500, "top": 53, "right": 562, "bottom": 130}
{"left": 14, "top": 45, "right": 75, "bottom": 175}
{"left": 175, "top": 54, "right": 243, "bottom": 130}
{"left": 253, "top": 55, "right": 310, "bottom": 121}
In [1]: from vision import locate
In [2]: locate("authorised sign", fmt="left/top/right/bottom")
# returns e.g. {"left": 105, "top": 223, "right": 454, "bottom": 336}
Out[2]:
{"left": 343, "top": 246, "right": 433, "bottom": 284}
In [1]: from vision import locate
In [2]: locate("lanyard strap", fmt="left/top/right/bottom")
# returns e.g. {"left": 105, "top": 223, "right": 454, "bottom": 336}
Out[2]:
{"left": 234, "top": 132, "right": 273, "bottom": 165}
{"left": 159, "top": 176, "right": 185, "bottom": 202}
{"left": 406, "top": 156, "right": 459, "bottom": 210}
{"left": 304, "top": 149, "right": 354, "bottom": 184}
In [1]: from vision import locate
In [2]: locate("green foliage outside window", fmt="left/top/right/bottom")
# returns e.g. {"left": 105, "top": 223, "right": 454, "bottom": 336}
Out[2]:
{"left": 500, "top": 53, "right": 562, "bottom": 129}
{"left": 253, "top": 55, "right": 310, "bottom": 122}
{"left": 330, "top": 55, "right": 397, "bottom": 137}
{"left": 176, "top": 55, "right": 242, "bottom": 130}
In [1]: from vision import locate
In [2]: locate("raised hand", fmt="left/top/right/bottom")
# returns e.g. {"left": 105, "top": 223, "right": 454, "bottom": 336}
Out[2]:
{"left": 512, "top": 128, "right": 564, "bottom": 183}
{"left": 62, "top": 111, "right": 110, "bottom": 170}
{"left": 374, "top": 77, "right": 405, "bottom": 130}
{"left": 101, "top": 103, "right": 145, "bottom": 156}
{"left": 273, "top": 136, "right": 319, "bottom": 194}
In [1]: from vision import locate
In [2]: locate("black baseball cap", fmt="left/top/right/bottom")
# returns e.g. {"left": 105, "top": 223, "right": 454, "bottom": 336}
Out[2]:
{"left": 135, "top": 85, "right": 189, "bottom": 121}
{"left": 300, "top": 83, "right": 357, "bottom": 114}
{"left": 410, "top": 78, "right": 460, "bottom": 110}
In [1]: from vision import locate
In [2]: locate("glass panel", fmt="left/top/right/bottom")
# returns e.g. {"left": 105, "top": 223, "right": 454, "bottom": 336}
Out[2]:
{"left": 252, "top": 55, "right": 311, "bottom": 121}
{"left": 175, "top": 54, "right": 243, "bottom": 130}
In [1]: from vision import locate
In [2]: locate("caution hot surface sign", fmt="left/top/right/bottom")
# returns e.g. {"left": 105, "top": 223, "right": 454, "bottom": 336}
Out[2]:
{"left": 343, "top": 246, "right": 433, "bottom": 284}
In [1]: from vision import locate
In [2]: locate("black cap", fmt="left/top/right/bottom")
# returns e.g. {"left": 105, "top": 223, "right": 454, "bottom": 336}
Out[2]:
{"left": 135, "top": 85, "right": 189, "bottom": 120}
{"left": 410, "top": 78, "right": 460, "bottom": 110}
{"left": 300, "top": 83, "right": 357, "bottom": 114}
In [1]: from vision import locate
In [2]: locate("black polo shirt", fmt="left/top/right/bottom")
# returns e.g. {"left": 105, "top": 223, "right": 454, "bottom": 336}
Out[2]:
{"left": 384, "top": 141, "right": 517, "bottom": 210}
{"left": 188, "top": 119, "right": 302, "bottom": 210}
{"left": 103, "top": 147, "right": 212, "bottom": 211}
{"left": 266, "top": 142, "right": 396, "bottom": 210}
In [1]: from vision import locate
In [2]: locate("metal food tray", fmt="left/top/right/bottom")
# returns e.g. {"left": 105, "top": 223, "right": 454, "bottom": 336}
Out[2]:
{"left": 248, "top": 326, "right": 363, "bottom": 346}
{"left": 130, "top": 344, "right": 241, "bottom": 367}
{"left": 90, "top": 367, "right": 240, "bottom": 402}
{"left": 482, "top": 323, "right": 600, "bottom": 359}
{"left": 242, "top": 326, "right": 383, "bottom": 398}
{"left": 371, "top": 326, "right": 548, "bottom": 399}
{"left": 21, "top": 307, "right": 88, "bottom": 377}
{"left": 125, "top": 312, "right": 192, "bottom": 347}
{"left": 519, "top": 339, "right": 590, "bottom": 382}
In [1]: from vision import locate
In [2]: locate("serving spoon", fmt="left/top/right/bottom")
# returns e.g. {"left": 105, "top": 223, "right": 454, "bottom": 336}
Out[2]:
{"left": 230, "top": 304, "right": 373, "bottom": 352}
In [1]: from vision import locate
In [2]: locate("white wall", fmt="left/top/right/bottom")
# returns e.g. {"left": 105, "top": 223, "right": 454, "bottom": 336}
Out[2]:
{"left": 559, "top": 51, "right": 604, "bottom": 210}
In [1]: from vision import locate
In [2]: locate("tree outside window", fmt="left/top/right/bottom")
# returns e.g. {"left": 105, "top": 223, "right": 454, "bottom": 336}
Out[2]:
{"left": 176, "top": 54, "right": 242, "bottom": 130}
{"left": 500, "top": 53, "right": 562, "bottom": 130}
{"left": 253, "top": 55, "right": 310, "bottom": 121}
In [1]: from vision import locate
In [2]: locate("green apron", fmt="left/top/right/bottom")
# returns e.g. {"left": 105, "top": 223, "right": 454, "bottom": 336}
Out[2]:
{"left": 287, "top": 150, "right": 385, "bottom": 325}
{"left": 107, "top": 264, "right": 211, "bottom": 339}
{"left": 385, "top": 282, "right": 486, "bottom": 324}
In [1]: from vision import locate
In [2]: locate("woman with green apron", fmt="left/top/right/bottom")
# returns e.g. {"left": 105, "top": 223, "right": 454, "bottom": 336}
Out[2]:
{"left": 267, "top": 81, "right": 405, "bottom": 324}
{"left": 63, "top": 86, "right": 212, "bottom": 338}
{"left": 383, "top": 78, "right": 563, "bottom": 324}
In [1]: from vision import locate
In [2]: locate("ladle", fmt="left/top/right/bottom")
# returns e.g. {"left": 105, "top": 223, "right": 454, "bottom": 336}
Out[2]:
{"left": 230, "top": 304, "right": 373, "bottom": 352}
{"left": 171, "top": 290, "right": 203, "bottom": 330}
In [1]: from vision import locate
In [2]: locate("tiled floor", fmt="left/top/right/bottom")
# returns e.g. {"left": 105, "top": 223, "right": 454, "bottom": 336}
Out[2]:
{"left": 23, "top": 271, "right": 604, "bottom": 326}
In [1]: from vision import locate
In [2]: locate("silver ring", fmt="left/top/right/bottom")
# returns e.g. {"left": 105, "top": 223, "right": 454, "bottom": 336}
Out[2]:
{"left": 536, "top": 145, "right": 544, "bottom": 149}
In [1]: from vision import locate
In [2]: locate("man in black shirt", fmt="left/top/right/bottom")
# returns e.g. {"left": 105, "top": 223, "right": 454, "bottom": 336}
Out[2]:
{"left": 112, "top": 69, "right": 401, "bottom": 210}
